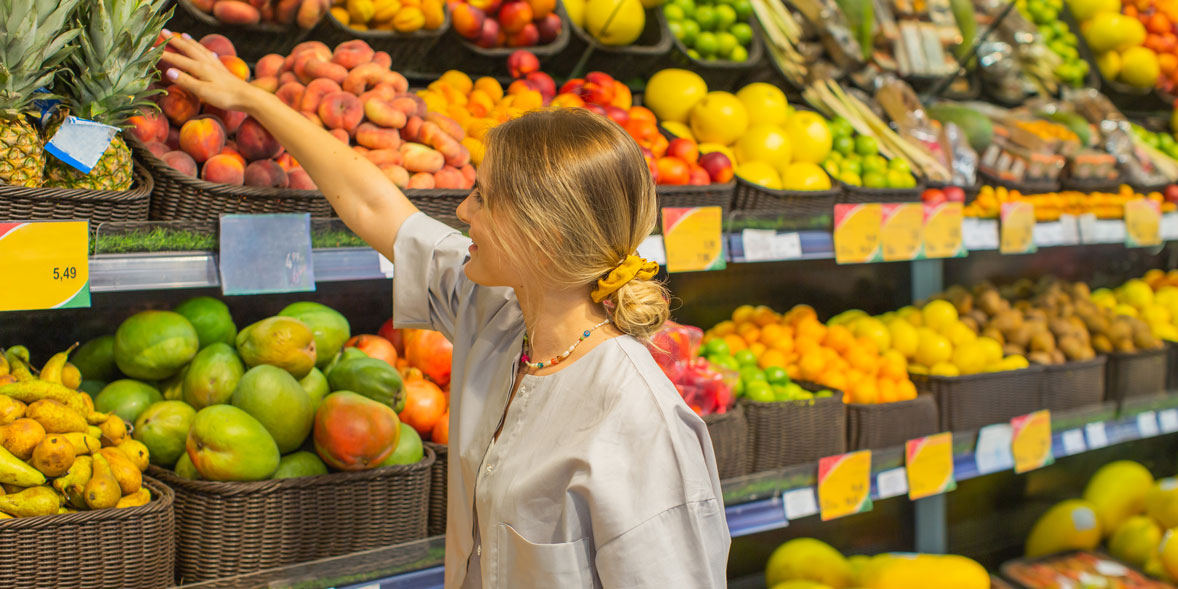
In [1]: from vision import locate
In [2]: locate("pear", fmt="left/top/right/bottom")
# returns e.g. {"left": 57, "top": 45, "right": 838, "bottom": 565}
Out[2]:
{"left": 0, "top": 444, "right": 46, "bottom": 487}
{"left": 98, "top": 415, "right": 128, "bottom": 447}
{"left": 115, "top": 487, "right": 151, "bottom": 508}
{"left": 25, "top": 399, "right": 86, "bottom": 434}
{"left": 61, "top": 432, "right": 101, "bottom": 456}
{"left": 0, "top": 396, "right": 25, "bottom": 425}
{"left": 84, "top": 454, "right": 120, "bottom": 510}
{"left": 0, "top": 418, "right": 46, "bottom": 460}
{"left": 30, "top": 435, "right": 75, "bottom": 477}
{"left": 100, "top": 448, "right": 141, "bottom": 495}
{"left": 53, "top": 455, "right": 92, "bottom": 510}
{"left": 0, "top": 486, "right": 60, "bottom": 517}
{"left": 115, "top": 439, "right": 150, "bottom": 472}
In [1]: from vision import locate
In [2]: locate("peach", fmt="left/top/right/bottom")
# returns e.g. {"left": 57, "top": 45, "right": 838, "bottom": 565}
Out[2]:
{"left": 127, "top": 107, "right": 169, "bottom": 143}
{"left": 342, "top": 63, "right": 387, "bottom": 95}
{"left": 469, "top": 0, "right": 501, "bottom": 15}
{"left": 475, "top": 18, "right": 499, "bottom": 48}
{"left": 401, "top": 142, "right": 444, "bottom": 173}
{"left": 201, "top": 153, "right": 245, "bottom": 185}
{"left": 166, "top": 127, "right": 181, "bottom": 150}
{"left": 191, "top": 0, "right": 216, "bottom": 12}
{"left": 452, "top": 3, "right": 486, "bottom": 40}
{"left": 609, "top": 80, "right": 632, "bottom": 110}
{"left": 407, "top": 172, "right": 436, "bottom": 189}
{"left": 278, "top": 71, "right": 299, "bottom": 86}
{"left": 218, "top": 55, "right": 250, "bottom": 81}
{"left": 213, "top": 0, "right": 261, "bottom": 24}
{"left": 433, "top": 165, "right": 464, "bottom": 189}
{"left": 364, "top": 98, "right": 408, "bottom": 129}
{"left": 525, "top": 71, "right": 555, "bottom": 97}
{"left": 244, "top": 159, "right": 290, "bottom": 188}
{"left": 385, "top": 71, "right": 409, "bottom": 93}
{"left": 199, "top": 34, "right": 237, "bottom": 57}
{"left": 288, "top": 168, "right": 317, "bottom": 189}
{"left": 332, "top": 40, "right": 375, "bottom": 69}
{"left": 144, "top": 141, "right": 170, "bottom": 158}
{"left": 498, "top": 1, "right": 533, "bottom": 34}
{"left": 276, "top": 82, "right": 306, "bottom": 108}
{"left": 358, "top": 83, "right": 398, "bottom": 104}
{"left": 329, "top": 128, "right": 350, "bottom": 144}
{"left": 550, "top": 92, "right": 583, "bottom": 108}
{"left": 300, "top": 111, "right": 323, "bottom": 127}
{"left": 402, "top": 116, "right": 423, "bottom": 142}
{"left": 162, "top": 151, "right": 198, "bottom": 176}
{"left": 372, "top": 51, "right": 392, "bottom": 69}
{"left": 300, "top": 78, "right": 343, "bottom": 113}
{"left": 382, "top": 164, "right": 410, "bottom": 188}
{"left": 305, "top": 58, "right": 348, "bottom": 85}
{"left": 353, "top": 145, "right": 370, "bottom": 156}
{"left": 507, "top": 78, "right": 534, "bottom": 95}
{"left": 507, "top": 49, "right": 540, "bottom": 79}
{"left": 527, "top": 0, "right": 555, "bottom": 19}
{"left": 355, "top": 122, "right": 401, "bottom": 150}
{"left": 179, "top": 117, "right": 227, "bottom": 163}
{"left": 276, "top": 153, "right": 300, "bottom": 171}
{"left": 276, "top": 0, "right": 301, "bottom": 24}
{"left": 291, "top": 41, "right": 332, "bottom": 57}
{"left": 393, "top": 94, "right": 426, "bottom": 118}
{"left": 220, "top": 143, "right": 247, "bottom": 167}
{"left": 318, "top": 92, "right": 364, "bottom": 131}
{"left": 261, "top": 3, "right": 274, "bottom": 20}
{"left": 237, "top": 117, "right": 284, "bottom": 160}
{"left": 256, "top": 54, "right": 285, "bottom": 79}
{"left": 365, "top": 149, "right": 403, "bottom": 167}
{"left": 251, "top": 76, "right": 279, "bottom": 93}
{"left": 536, "top": 12, "right": 561, "bottom": 43}
{"left": 460, "top": 164, "right": 476, "bottom": 187}
{"left": 205, "top": 106, "right": 248, "bottom": 134}
{"left": 160, "top": 85, "right": 200, "bottom": 126}
{"left": 292, "top": 51, "right": 324, "bottom": 83}
{"left": 296, "top": 0, "right": 325, "bottom": 29}
{"left": 506, "top": 22, "right": 539, "bottom": 47}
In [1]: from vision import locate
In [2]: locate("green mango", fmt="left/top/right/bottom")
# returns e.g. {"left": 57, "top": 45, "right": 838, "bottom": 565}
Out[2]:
{"left": 324, "top": 347, "right": 368, "bottom": 378}
{"left": 326, "top": 357, "right": 405, "bottom": 412}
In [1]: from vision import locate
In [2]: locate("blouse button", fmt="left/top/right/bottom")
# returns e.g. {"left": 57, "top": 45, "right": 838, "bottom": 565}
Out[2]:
{"left": 477, "top": 545, "right": 482, "bottom": 556}
{"left": 486, "top": 463, "right": 495, "bottom": 474}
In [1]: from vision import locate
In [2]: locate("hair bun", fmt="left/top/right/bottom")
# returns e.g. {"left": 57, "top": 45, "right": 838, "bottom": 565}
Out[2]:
{"left": 607, "top": 277, "right": 669, "bottom": 339}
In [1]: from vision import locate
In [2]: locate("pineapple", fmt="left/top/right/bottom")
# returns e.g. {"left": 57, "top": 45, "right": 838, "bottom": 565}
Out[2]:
{"left": 43, "top": 0, "right": 169, "bottom": 191}
{"left": 0, "top": 0, "right": 81, "bottom": 187}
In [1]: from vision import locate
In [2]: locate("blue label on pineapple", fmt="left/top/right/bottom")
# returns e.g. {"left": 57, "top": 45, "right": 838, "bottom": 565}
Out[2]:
{"left": 30, "top": 88, "right": 59, "bottom": 127}
{"left": 44, "top": 116, "right": 119, "bottom": 174}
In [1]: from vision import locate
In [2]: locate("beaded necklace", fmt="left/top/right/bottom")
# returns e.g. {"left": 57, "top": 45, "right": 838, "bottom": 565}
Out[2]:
{"left": 521, "top": 318, "right": 611, "bottom": 369}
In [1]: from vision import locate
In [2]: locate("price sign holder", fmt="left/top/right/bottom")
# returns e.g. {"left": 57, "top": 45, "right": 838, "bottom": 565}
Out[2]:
{"left": 876, "top": 467, "right": 909, "bottom": 499}
{"left": 962, "top": 217, "right": 999, "bottom": 250}
{"left": 782, "top": 487, "right": 818, "bottom": 521}
{"left": 922, "top": 202, "right": 965, "bottom": 258}
{"left": 1138, "top": 410, "right": 1161, "bottom": 438}
{"left": 1085, "top": 421, "right": 1109, "bottom": 449}
{"left": 1061, "top": 429, "right": 1087, "bottom": 456}
{"left": 661, "top": 207, "right": 725, "bottom": 273}
{"left": 1160, "top": 409, "right": 1178, "bottom": 433}
{"left": 1000, "top": 202, "right": 1036, "bottom": 254}
{"left": 834, "top": 204, "right": 882, "bottom": 264}
{"left": 1011, "top": 410, "right": 1053, "bottom": 474}
{"left": 880, "top": 203, "right": 924, "bottom": 261}
{"left": 905, "top": 432, "right": 956, "bottom": 500}
{"left": 1124, "top": 199, "right": 1162, "bottom": 247}
{"left": 741, "top": 229, "right": 802, "bottom": 262}
{"left": 817, "top": 450, "right": 873, "bottom": 521}
{"left": 219, "top": 214, "right": 315, "bottom": 295}
{"left": 0, "top": 220, "right": 90, "bottom": 312}
{"left": 1161, "top": 212, "right": 1178, "bottom": 241}
{"left": 975, "top": 423, "right": 1014, "bottom": 474}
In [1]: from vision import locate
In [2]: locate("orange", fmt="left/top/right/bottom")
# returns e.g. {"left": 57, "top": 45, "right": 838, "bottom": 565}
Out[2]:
{"left": 850, "top": 379, "right": 879, "bottom": 404}
{"left": 771, "top": 336, "right": 795, "bottom": 354}
{"left": 847, "top": 346, "right": 878, "bottom": 374}
{"left": 760, "top": 323, "right": 787, "bottom": 346}
{"left": 1162, "top": 53, "right": 1178, "bottom": 76}
{"left": 799, "top": 351, "right": 826, "bottom": 380}
{"left": 759, "top": 349, "right": 788, "bottom": 369}
{"left": 753, "top": 305, "right": 780, "bottom": 327}
{"left": 876, "top": 378, "right": 898, "bottom": 403}
{"left": 732, "top": 304, "right": 756, "bottom": 324}
{"left": 722, "top": 334, "right": 747, "bottom": 352}
{"left": 855, "top": 336, "right": 879, "bottom": 356}
{"left": 785, "top": 304, "right": 817, "bottom": 326}
{"left": 820, "top": 371, "right": 847, "bottom": 392}
{"left": 794, "top": 336, "right": 820, "bottom": 357}
{"left": 880, "top": 349, "right": 908, "bottom": 380}
{"left": 786, "top": 365, "right": 801, "bottom": 380}
{"left": 741, "top": 327, "right": 761, "bottom": 345}
{"left": 823, "top": 325, "right": 855, "bottom": 353}
{"left": 897, "top": 379, "right": 917, "bottom": 401}
{"left": 796, "top": 318, "right": 827, "bottom": 342}
{"left": 712, "top": 320, "right": 737, "bottom": 336}
{"left": 749, "top": 342, "right": 767, "bottom": 358}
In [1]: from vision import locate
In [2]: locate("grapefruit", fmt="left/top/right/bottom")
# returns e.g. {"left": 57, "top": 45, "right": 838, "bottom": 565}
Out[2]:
{"left": 780, "top": 162, "right": 832, "bottom": 191}
{"left": 585, "top": 0, "right": 644, "bottom": 45}
{"left": 644, "top": 69, "right": 708, "bottom": 124}
{"left": 784, "top": 111, "right": 833, "bottom": 163}
{"left": 734, "top": 124, "right": 791, "bottom": 168}
{"left": 736, "top": 161, "right": 782, "bottom": 189}
{"left": 765, "top": 538, "right": 852, "bottom": 588}
{"left": 689, "top": 91, "right": 749, "bottom": 145}
{"left": 1120, "top": 47, "right": 1160, "bottom": 88}
{"left": 1085, "top": 459, "right": 1154, "bottom": 533}
{"left": 736, "top": 82, "right": 788, "bottom": 126}
{"left": 1026, "top": 499, "right": 1103, "bottom": 557}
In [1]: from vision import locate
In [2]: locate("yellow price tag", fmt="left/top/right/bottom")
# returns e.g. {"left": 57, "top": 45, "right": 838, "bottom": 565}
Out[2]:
{"left": 905, "top": 432, "right": 956, "bottom": 500}
{"left": 1125, "top": 199, "right": 1162, "bottom": 247}
{"left": 834, "top": 204, "right": 881, "bottom": 264}
{"left": 922, "top": 202, "right": 965, "bottom": 258}
{"left": 817, "top": 450, "right": 873, "bottom": 521}
{"left": 0, "top": 221, "right": 90, "bottom": 312}
{"left": 1011, "top": 410, "right": 1054, "bottom": 474}
{"left": 1000, "top": 201, "right": 1036, "bottom": 254}
{"left": 881, "top": 203, "right": 924, "bottom": 261}
{"left": 661, "top": 207, "right": 725, "bottom": 273}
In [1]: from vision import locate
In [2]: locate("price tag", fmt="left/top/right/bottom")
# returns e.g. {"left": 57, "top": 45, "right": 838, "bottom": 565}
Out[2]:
{"left": 1000, "top": 201, "right": 1036, "bottom": 254}
{"left": 817, "top": 450, "right": 873, "bottom": 521}
{"left": 834, "top": 204, "right": 882, "bottom": 264}
{"left": 741, "top": 229, "right": 802, "bottom": 262}
{"left": 1011, "top": 410, "right": 1053, "bottom": 474}
{"left": 219, "top": 214, "right": 315, "bottom": 295}
{"left": 922, "top": 202, "right": 965, "bottom": 258}
{"left": 881, "top": 203, "right": 924, "bottom": 261}
{"left": 1160, "top": 409, "right": 1178, "bottom": 433}
{"left": 975, "top": 423, "right": 1014, "bottom": 474}
{"left": 1058, "top": 214, "right": 1080, "bottom": 245}
{"left": 0, "top": 221, "right": 90, "bottom": 312}
{"left": 782, "top": 488, "right": 818, "bottom": 521}
{"left": 1125, "top": 199, "right": 1162, "bottom": 247}
{"left": 1033, "top": 221, "right": 1064, "bottom": 247}
{"left": 378, "top": 253, "right": 394, "bottom": 278}
{"left": 1085, "top": 421, "right": 1109, "bottom": 449}
{"left": 1138, "top": 410, "right": 1161, "bottom": 438}
{"left": 637, "top": 235, "right": 666, "bottom": 266}
{"left": 1061, "top": 429, "right": 1087, "bottom": 456}
{"left": 44, "top": 116, "right": 119, "bottom": 174}
{"left": 876, "top": 467, "right": 909, "bottom": 499}
{"left": 1161, "top": 213, "right": 1178, "bottom": 241}
{"left": 962, "top": 218, "right": 999, "bottom": 250}
{"left": 905, "top": 432, "right": 956, "bottom": 500}
{"left": 1093, "top": 220, "right": 1126, "bottom": 243}
{"left": 661, "top": 207, "right": 725, "bottom": 273}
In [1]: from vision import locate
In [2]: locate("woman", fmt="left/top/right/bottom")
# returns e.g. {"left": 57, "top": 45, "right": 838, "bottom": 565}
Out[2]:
{"left": 160, "top": 34, "right": 730, "bottom": 587}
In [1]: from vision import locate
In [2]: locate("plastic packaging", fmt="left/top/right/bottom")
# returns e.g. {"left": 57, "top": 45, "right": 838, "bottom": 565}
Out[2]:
{"left": 647, "top": 322, "right": 737, "bottom": 416}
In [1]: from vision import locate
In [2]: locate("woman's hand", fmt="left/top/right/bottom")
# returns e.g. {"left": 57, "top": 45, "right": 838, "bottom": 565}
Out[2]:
{"left": 158, "top": 32, "right": 263, "bottom": 114}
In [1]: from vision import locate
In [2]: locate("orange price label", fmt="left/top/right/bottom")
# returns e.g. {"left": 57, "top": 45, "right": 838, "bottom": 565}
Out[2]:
{"left": 0, "top": 221, "right": 90, "bottom": 312}
{"left": 817, "top": 450, "right": 873, "bottom": 521}
{"left": 905, "top": 432, "right": 956, "bottom": 500}
{"left": 834, "top": 204, "right": 881, "bottom": 264}
{"left": 661, "top": 207, "right": 725, "bottom": 273}
{"left": 923, "top": 202, "right": 965, "bottom": 258}
{"left": 1011, "top": 410, "right": 1054, "bottom": 474}
{"left": 1124, "top": 199, "right": 1162, "bottom": 247}
{"left": 1000, "top": 201, "right": 1036, "bottom": 254}
{"left": 881, "top": 203, "right": 924, "bottom": 261}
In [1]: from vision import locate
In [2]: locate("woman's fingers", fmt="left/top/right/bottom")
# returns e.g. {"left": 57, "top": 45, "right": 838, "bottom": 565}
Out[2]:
{"left": 165, "top": 33, "right": 218, "bottom": 65}
{"left": 158, "top": 50, "right": 202, "bottom": 75}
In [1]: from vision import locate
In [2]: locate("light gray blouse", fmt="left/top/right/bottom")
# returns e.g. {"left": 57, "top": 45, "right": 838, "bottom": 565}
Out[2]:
{"left": 393, "top": 213, "right": 730, "bottom": 588}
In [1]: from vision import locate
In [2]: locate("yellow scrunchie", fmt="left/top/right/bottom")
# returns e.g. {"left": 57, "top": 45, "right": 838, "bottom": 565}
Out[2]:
{"left": 591, "top": 255, "right": 659, "bottom": 303}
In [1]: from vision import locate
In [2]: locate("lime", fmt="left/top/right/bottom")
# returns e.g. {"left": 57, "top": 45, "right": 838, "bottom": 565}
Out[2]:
{"left": 680, "top": 19, "right": 700, "bottom": 44}
{"left": 839, "top": 171, "right": 862, "bottom": 186}
{"left": 732, "top": 377, "right": 745, "bottom": 397}
{"left": 740, "top": 366, "right": 767, "bottom": 384}
{"left": 862, "top": 154, "right": 887, "bottom": 175}
{"left": 863, "top": 171, "right": 888, "bottom": 188}
{"left": 772, "top": 384, "right": 793, "bottom": 401}
{"left": 885, "top": 169, "right": 910, "bottom": 189}
{"left": 834, "top": 135, "right": 854, "bottom": 155}
{"left": 703, "top": 337, "right": 730, "bottom": 357}
{"left": 668, "top": 20, "right": 685, "bottom": 40}
{"left": 825, "top": 151, "right": 843, "bottom": 164}
{"left": 815, "top": 389, "right": 834, "bottom": 398}
{"left": 854, "top": 134, "right": 879, "bottom": 156}
{"left": 664, "top": 3, "right": 685, "bottom": 20}
{"left": 734, "top": 349, "right": 759, "bottom": 367}
{"left": 687, "top": 49, "right": 702, "bottom": 60}
{"left": 730, "top": 22, "right": 752, "bottom": 45}
{"left": 841, "top": 159, "right": 861, "bottom": 176}
{"left": 708, "top": 353, "right": 740, "bottom": 371}
{"left": 763, "top": 365, "right": 790, "bottom": 385}
{"left": 746, "top": 381, "right": 774, "bottom": 402}
{"left": 695, "top": 31, "right": 718, "bottom": 56}
{"left": 887, "top": 157, "right": 910, "bottom": 173}
{"left": 714, "top": 4, "right": 737, "bottom": 29}
{"left": 829, "top": 117, "right": 854, "bottom": 139}
{"left": 823, "top": 161, "right": 841, "bottom": 178}
{"left": 732, "top": 0, "right": 752, "bottom": 20}
{"left": 695, "top": 5, "right": 717, "bottom": 30}
{"left": 673, "top": 0, "right": 696, "bottom": 17}
{"left": 789, "top": 383, "right": 813, "bottom": 399}
{"left": 716, "top": 31, "right": 738, "bottom": 56}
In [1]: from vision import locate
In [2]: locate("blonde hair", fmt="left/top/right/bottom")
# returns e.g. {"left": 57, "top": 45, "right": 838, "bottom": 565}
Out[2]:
{"left": 480, "top": 108, "right": 670, "bottom": 339}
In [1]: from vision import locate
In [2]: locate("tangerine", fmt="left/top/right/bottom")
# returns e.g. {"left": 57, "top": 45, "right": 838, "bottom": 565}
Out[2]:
{"left": 823, "top": 325, "right": 855, "bottom": 353}
{"left": 877, "top": 378, "right": 898, "bottom": 403}
{"left": 897, "top": 379, "right": 917, "bottom": 401}
{"left": 399, "top": 379, "right": 448, "bottom": 436}
{"left": 722, "top": 334, "right": 747, "bottom": 352}
{"left": 760, "top": 324, "right": 788, "bottom": 346}
{"left": 799, "top": 352, "right": 826, "bottom": 380}
{"left": 748, "top": 342, "right": 767, "bottom": 358}
{"left": 753, "top": 305, "right": 780, "bottom": 327}
{"left": 712, "top": 320, "right": 736, "bottom": 336}
{"left": 850, "top": 379, "right": 878, "bottom": 404}
{"left": 732, "top": 304, "right": 756, "bottom": 324}
{"left": 759, "top": 349, "right": 788, "bottom": 369}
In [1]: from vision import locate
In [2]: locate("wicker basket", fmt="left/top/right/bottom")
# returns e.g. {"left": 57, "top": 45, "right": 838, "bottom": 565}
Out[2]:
{"left": 424, "top": 441, "right": 448, "bottom": 537}
{"left": 742, "top": 393, "right": 845, "bottom": 473}
{"left": 1040, "top": 357, "right": 1107, "bottom": 412}
{"left": 664, "top": 18, "right": 765, "bottom": 90}
{"left": 731, "top": 176, "right": 837, "bottom": 225}
{"left": 557, "top": 8, "right": 673, "bottom": 81}
{"left": 131, "top": 139, "right": 333, "bottom": 220}
{"left": 836, "top": 180, "right": 925, "bottom": 204}
{"left": 703, "top": 405, "right": 748, "bottom": 480}
{"left": 1105, "top": 347, "right": 1168, "bottom": 403}
{"left": 1167, "top": 341, "right": 1178, "bottom": 390}
{"left": 0, "top": 477, "right": 174, "bottom": 589}
{"left": 149, "top": 448, "right": 433, "bottom": 583}
{"left": 406, "top": 188, "right": 469, "bottom": 230}
{"left": 910, "top": 366, "right": 1046, "bottom": 432}
{"left": 978, "top": 170, "right": 1060, "bottom": 195}
{"left": 0, "top": 162, "right": 152, "bottom": 222}
{"left": 846, "top": 394, "right": 939, "bottom": 451}
{"left": 314, "top": 9, "right": 450, "bottom": 75}
{"left": 1059, "top": 176, "right": 1123, "bottom": 193}
{"left": 164, "top": 0, "right": 310, "bottom": 62}
{"left": 429, "top": 4, "right": 571, "bottom": 78}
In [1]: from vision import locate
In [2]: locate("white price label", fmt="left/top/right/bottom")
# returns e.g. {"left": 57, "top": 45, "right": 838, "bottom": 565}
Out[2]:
{"left": 1160, "top": 409, "right": 1178, "bottom": 433}
{"left": 637, "top": 235, "right": 666, "bottom": 266}
{"left": 782, "top": 488, "right": 819, "bottom": 521}
{"left": 1061, "top": 429, "right": 1087, "bottom": 455}
{"left": 1093, "top": 220, "right": 1126, "bottom": 243}
{"left": 1138, "top": 411, "right": 1161, "bottom": 438}
{"left": 741, "top": 229, "right": 802, "bottom": 262}
{"left": 974, "top": 424, "right": 1014, "bottom": 475}
{"left": 1085, "top": 422, "right": 1109, "bottom": 448}
{"left": 875, "top": 468, "right": 908, "bottom": 499}
{"left": 1058, "top": 214, "right": 1080, "bottom": 245}
{"left": 1162, "top": 213, "right": 1178, "bottom": 241}
{"left": 1033, "top": 222, "right": 1064, "bottom": 247}
{"left": 378, "top": 253, "right": 394, "bottom": 278}
{"left": 962, "top": 218, "right": 999, "bottom": 250}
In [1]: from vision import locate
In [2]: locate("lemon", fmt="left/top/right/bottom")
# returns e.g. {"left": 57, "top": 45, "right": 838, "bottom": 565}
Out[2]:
{"left": 690, "top": 91, "right": 749, "bottom": 145}
{"left": 930, "top": 362, "right": 959, "bottom": 376}
{"left": 999, "top": 355, "right": 1029, "bottom": 370}
{"left": 1146, "top": 478, "right": 1178, "bottom": 529}
{"left": 734, "top": 124, "right": 792, "bottom": 167}
{"left": 736, "top": 161, "right": 783, "bottom": 189}
{"left": 887, "top": 319, "right": 919, "bottom": 358}
{"left": 898, "top": 306, "right": 922, "bottom": 326}
{"left": 951, "top": 341, "right": 987, "bottom": 375}
{"left": 976, "top": 336, "right": 1003, "bottom": 365}
{"left": 916, "top": 333, "right": 952, "bottom": 367}
{"left": 1161, "top": 529, "right": 1178, "bottom": 580}
{"left": 1026, "top": 499, "right": 1102, "bottom": 557}
{"left": 1120, "top": 46, "right": 1160, "bottom": 88}
{"left": 946, "top": 322, "right": 977, "bottom": 347}
{"left": 1114, "top": 303, "right": 1140, "bottom": 318}
{"left": 661, "top": 121, "right": 694, "bottom": 140}
{"left": 1121, "top": 278, "right": 1155, "bottom": 309}
{"left": 1109, "top": 516, "right": 1162, "bottom": 566}
{"left": 784, "top": 111, "right": 833, "bottom": 164}
{"left": 1097, "top": 49, "right": 1122, "bottom": 80}
{"left": 921, "top": 300, "right": 959, "bottom": 332}
{"left": 765, "top": 538, "right": 852, "bottom": 588}
{"left": 780, "top": 162, "right": 832, "bottom": 191}
{"left": 585, "top": 0, "right": 645, "bottom": 45}
{"left": 851, "top": 317, "right": 890, "bottom": 352}
{"left": 644, "top": 69, "right": 708, "bottom": 124}
{"left": 1084, "top": 12, "right": 1136, "bottom": 53}
{"left": 736, "top": 82, "right": 789, "bottom": 126}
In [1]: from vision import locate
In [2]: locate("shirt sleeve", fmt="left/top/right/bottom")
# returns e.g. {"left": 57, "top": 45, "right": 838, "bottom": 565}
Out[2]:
{"left": 391, "top": 212, "right": 475, "bottom": 342}
{"left": 594, "top": 499, "right": 730, "bottom": 588}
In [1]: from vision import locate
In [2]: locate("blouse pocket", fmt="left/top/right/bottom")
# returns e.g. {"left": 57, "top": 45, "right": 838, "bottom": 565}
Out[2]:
{"left": 493, "top": 523, "right": 597, "bottom": 589}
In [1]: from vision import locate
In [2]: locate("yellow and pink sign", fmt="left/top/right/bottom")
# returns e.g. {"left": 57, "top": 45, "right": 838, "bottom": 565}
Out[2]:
{"left": 818, "top": 449, "right": 872, "bottom": 520}
{"left": 0, "top": 221, "right": 90, "bottom": 312}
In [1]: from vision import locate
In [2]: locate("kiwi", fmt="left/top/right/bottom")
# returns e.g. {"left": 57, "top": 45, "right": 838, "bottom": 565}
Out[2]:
{"left": 1030, "top": 330, "right": 1056, "bottom": 353}
{"left": 992, "top": 310, "right": 1022, "bottom": 335}
{"left": 981, "top": 327, "right": 1006, "bottom": 346}
{"left": 1004, "top": 343, "right": 1026, "bottom": 356}
{"left": 1092, "top": 334, "right": 1114, "bottom": 354}
{"left": 1028, "top": 351, "right": 1054, "bottom": 366}
{"left": 1071, "top": 282, "right": 1091, "bottom": 299}
{"left": 1009, "top": 324, "right": 1034, "bottom": 349}
{"left": 976, "top": 289, "right": 1004, "bottom": 316}
{"left": 960, "top": 316, "right": 979, "bottom": 334}
{"left": 1058, "top": 336, "right": 1085, "bottom": 361}
{"left": 1050, "top": 349, "right": 1067, "bottom": 364}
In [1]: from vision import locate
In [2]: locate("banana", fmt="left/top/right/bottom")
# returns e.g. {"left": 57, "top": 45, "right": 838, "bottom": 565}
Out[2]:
{"left": 39, "top": 343, "right": 78, "bottom": 386}
{"left": 0, "top": 381, "right": 88, "bottom": 414}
